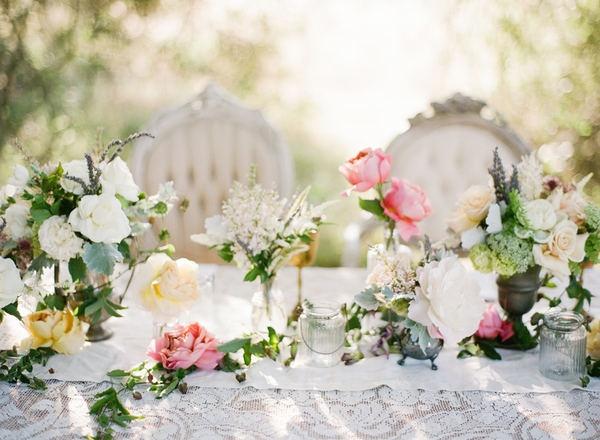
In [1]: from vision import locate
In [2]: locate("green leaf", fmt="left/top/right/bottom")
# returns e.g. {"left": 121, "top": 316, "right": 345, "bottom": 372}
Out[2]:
{"left": 218, "top": 338, "right": 251, "bottom": 353}
{"left": 117, "top": 241, "right": 131, "bottom": 261}
{"left": 346, "top": 315, "right": 361, "bottom": 332}
{"left": 243, "top": 267, "right": 261, "bottom": 282}
{"left": 358, "top": 198, "right": 385, "bottom": 219}
{"left": 68, "top": 256, "right": 87, "bottom": 282}
{"left": 30, "top": 208, "right": 52, "bottom": 223}
{"left": 83, "top": 243, "right": 123, "bottom": 275}
{"left": 217, "top": 244, "right": 234, "bottom": 263}
{"left": 29, "top": 254, "right": 54, "bottom": 272}
{"left": 477, "top": 341, "right": 502, "bottom": 360}
{"left": 2, "top": 302, "right": 21, "bottom": 320}
{"left": 566, "top": 275, "right": 592, "bottom": 314}
{"left": 43, "top": 294, "right": 67, "bottom": 311}
{"left": 106, "top": 369, "right": 129, "bottom": 377}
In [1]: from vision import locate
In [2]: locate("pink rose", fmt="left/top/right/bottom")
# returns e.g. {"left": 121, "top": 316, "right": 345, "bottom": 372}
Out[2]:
{"left": 339, "top": 148, "right": 391, "bottom": 195}
{"left": 475, "top": 305, "right": 514, "bottom": 342}
{"left": 381, "top": 178, "right": 431, "bottom": 241}
{"left": 147, "top": 322, "right": 224, "bottom": 371}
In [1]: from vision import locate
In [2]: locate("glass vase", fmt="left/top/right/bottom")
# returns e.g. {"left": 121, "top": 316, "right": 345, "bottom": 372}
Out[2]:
{"left": 539, "top": 310, "right": 586, "bottom": 382}
{"left": 298, "top": 303, "right": 346, "bottom": 367}
{"left": 251, "top": 278, "right": 287, "bottom": 334}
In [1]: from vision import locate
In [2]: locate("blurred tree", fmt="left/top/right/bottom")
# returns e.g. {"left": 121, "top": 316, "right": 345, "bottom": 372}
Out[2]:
{"left": 490, "top": 0, "right": 600, "bottom": 199}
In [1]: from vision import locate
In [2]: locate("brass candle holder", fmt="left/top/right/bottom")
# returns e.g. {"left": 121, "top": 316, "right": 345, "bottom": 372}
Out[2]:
{"left": 289, "top": 232, "right": 319, "bottom": 324}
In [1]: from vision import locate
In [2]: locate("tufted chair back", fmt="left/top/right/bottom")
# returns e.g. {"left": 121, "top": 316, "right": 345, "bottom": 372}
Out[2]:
{"left": 130, "top": 83, "right": 294, "bottom": 262}
{"left": 385, "top": 94, "right": 530, "bottom": 242}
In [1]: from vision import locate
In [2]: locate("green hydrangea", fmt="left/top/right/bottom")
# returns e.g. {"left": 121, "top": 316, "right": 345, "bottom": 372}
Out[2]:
{"left": 586, "top": 232, "right": 600, "bottom": 264}
{"left": 585, "top": 204, "right": 600, "bottom": 232}
{"left": 487, "top": 231, "right": 534, "bottom": 277}
{"left": 470, "top": 243, "right": 494, "bottom": 273}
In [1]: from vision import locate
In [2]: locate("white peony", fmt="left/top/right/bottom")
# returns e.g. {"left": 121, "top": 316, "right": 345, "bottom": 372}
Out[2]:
{"left": 408, "top": 256, "right": 486, "bottom": 346}
{"left": 524, "top": 199, "right": 557, "bottom": 231}
{"left": 447, "top": 184, "right": 495, "bottom": 233}
{"left": 61, "top": 160, "right": 90, "bottom": 194}
{"left": 517, "top": 153, "right": 544, "bottom": 200}
{"left": 39, "top": 216, "right": 84, "bottom": 261}
{"left": 132, "top": 253, "right": 200, "bottom": 319}
{"left": 461, "top": 227, "right": 486, "bottom": 250}
{"left": 191, "top": 215, "right": 229, "bottom": 247}
{"left": 68, "top": 194, "right": 131, "bottom": 243}
{"left": 4, "top": 202, "right": 31, "bottom": 240}
{"left": 533, "top": 219, "right": 588, "bottom": 279}
{"left": 100, "top": 157, "right": 140, "bottom": 202}
{"left": 485, "top": 203, "right": 503, "bottom": 234}
{"left": 0, "top": 257, "right": 24, "bottom": 308}
{"left": 548, "top": 174, "right": 592, "bottom": 226}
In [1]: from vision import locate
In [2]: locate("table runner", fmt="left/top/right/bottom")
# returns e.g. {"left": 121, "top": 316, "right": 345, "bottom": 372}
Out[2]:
{"left": 2, "top": 266, "right": 600, "bottom": 393}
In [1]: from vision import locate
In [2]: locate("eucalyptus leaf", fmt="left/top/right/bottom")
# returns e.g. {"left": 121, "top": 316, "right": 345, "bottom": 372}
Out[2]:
{"left": 354, "top": 287, "right": 380, "bottom": 311}
{"left": 83, "top": 243, "right": 123, "bottom": 275}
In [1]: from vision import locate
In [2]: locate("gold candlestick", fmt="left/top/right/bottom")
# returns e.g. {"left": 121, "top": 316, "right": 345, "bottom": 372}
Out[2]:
{"left": 289, "top": 232, "right": 319, "bottom": 323}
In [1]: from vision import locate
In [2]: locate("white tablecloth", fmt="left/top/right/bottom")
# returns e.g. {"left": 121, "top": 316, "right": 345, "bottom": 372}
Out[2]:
{"left": 1, "top": 265, "right": 600, "bottom": 439}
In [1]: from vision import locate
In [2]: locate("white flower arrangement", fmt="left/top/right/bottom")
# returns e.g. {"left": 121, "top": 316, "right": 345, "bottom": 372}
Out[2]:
{"left": 0, "top": 133, "right": 179, "bottom": 347}
{"left": 192, "top": 167, "right": 328, "bottom": 285}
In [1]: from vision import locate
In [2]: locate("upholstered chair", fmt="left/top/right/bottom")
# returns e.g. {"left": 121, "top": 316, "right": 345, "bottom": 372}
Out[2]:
{"left": 130, "top": 83, "right": 294, "bottom": 262}
{"left": 342, "top": 93, "right": 530, "bottom": 266}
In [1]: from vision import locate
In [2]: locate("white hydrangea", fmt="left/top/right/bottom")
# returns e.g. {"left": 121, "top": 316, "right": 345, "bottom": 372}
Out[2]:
{"left": 39, "top": 216, "right": 84, "bottom": 261}
{"left": 517, "top": 153, "right": 544, "bottom": 200}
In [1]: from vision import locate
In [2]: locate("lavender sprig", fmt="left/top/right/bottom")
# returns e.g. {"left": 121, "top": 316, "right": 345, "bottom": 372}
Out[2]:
{"left": 488, "top": 147, "right": 508, "bottom": 202}
{"left": 101, "top": 132, "right": 154, "bottom": 163}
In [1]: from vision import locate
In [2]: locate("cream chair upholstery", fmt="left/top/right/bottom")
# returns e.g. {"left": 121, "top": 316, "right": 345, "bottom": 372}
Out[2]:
{"left": 342, "top": 93, "right": 530, "bottom": 266}
{"left": 130, "top": 83, "right": 294, "bottom": 262}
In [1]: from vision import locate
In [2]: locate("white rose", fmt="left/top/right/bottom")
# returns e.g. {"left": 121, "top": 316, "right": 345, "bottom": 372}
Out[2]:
{"left": 0, "top": 257, "right": 24, "bottom": 308}
{"left": 191, "top": 215, "right": 229, "bottom": 247}
{"left": 8, "top": 164, "right": 29, "bottom": 188}
{"left": 68, "top": 194, "right": 131, "bottom": 243}
{"left": 448, "top": 184, "right": 495, "bottom": 233}
{"left": 132, "top": 253, "right": 200, "bottom": 319}
{"left": 533, "top": 219, "right": 588, "bottom": 279}
{"left": 100, "top": 157, "right": 140, "bottom": 202}
{"left": 408, "top": 256, "right": 486, "bottom": 346}
{"left": 4, "top": 202, "right": 31, "bottom": 240}
{"left": 0, "top": 184, "right": 18, "bottom": 205}
{"left": 39, "top": 216, "right": 83, "bottom": 261}
{"left": 61, "top": 160, "right": 90, "bottom": 195}
{"left": 461, "top": 227, "right": 486, "bottom": 250}
{"left": 524, "top": 199, "right": 557, "bottom": 231}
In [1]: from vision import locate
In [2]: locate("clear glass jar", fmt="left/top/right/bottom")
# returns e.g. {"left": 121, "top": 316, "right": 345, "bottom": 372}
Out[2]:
{"left": 298, "top": 303, "right": 346, "bottom": 367}
{"left": 251, "top": 279, "right": 287, "bottom": 334}
{"left": 539, "top": 310, "right": 586, "bottom": 382}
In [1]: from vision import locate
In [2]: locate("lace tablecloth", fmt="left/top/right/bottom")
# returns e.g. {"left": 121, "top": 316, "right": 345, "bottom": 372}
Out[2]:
{"left": 1, "top": 266, "right": 600, "bottom": 439}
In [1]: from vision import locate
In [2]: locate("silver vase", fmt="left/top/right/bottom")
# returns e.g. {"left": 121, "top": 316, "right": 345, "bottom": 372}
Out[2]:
{"left": 397, "top": 329, "right": 444, "bottom": 370}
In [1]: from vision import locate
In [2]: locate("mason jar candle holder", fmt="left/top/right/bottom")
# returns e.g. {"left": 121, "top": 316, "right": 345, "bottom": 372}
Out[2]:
{"left": 539, "top": 310, "right": 586, "bottom": 382}
{"left": 298, "top": 303, "right": 346, "bottom": 367}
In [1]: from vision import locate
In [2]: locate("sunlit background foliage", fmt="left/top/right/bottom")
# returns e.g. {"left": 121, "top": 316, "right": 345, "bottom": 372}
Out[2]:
{"left": 1, "top": 0, "right": 598, "bottom": 266}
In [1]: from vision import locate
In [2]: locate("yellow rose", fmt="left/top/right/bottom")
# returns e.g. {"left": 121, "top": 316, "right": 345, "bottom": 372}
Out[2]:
{"left": 21, "top": 309, "right": 88, "bottom": 354}
{"left": 134, "top": 254, "right": 200, "bottom": 319}
{"left": 587, "top": 320, "right": 600, "bottom": 359}
{"left": 448, "top": 184, "right": 496, "bottom": 233}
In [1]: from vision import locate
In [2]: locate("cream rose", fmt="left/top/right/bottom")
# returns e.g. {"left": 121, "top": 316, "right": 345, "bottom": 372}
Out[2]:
{"left": 133, "top": 253, "right": 200, "bottom": 319}
{"left": 533, "top": 219, "right": 588, "bottom": 279}
{"left": 408, "top": 256, "right": 486, "bottom": 346}
{"left": 68, "top": 194, "right": 131, "bottom": 243}
{"left": 21, "top": 309, "right": 88, "bottom": 354}
{"left": 524, "top": 199, "right": 557, "bottom": 231}
{"left": 39, "top": 216, "right": 84, "bottom": 261}
{"left": 0, "top": 257, "right": 24, "bottom": 308}
{"left": 100, "top": 157, "right": 140, "bottom": 202}
{"left": 61, "top": 160, "right": 90, "bottom": 195}
{"left": 4, "top": 202, "right": 31, "bottom": 240}
{"left": 448, "top": 184, "right": 495, "bottom": 233}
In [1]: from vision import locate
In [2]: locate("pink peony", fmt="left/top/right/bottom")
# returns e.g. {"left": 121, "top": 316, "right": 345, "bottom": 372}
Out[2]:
{"left": 476, "top": 305, "right": 514, "bottom": 342}
{"left": 147, "top": 322, "right": 224, "bottom": 371}
{"left": 339, "top": 148, "right": 391, "bottom": 195}
{"left": 381, "top": 178, "right": 432, "bottom": 241}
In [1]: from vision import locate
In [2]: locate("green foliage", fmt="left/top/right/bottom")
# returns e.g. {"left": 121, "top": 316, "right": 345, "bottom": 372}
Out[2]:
{"left": 458, "top": 340, "right": 502, "bottom": 361}
{"left": 358, "top": 198, "right": 386, "bottom": 220}
{"left": 0, "top": 347, "right": 55, "bottom": 390}
{"left": 69, "top": 256, "right": 87, "bottom": 282}
{"left": 82, "top": 287, "right": 126, "bottom": 324}
{"left": 486, "top": 231, "right": 534, "bottom": 277}
{"left": 585, "top": 233, "right": 600, "bottom": 264}
{"left": 566, "top": 275, "right": 592, "bottom": 314}
{"left": 89, "top": 386, "right": 143, "bottom": 440}
{"left": 1, "top": 301, "right": 21, "bottom": 321}
{"left": 586, "top": 204, "right": 600, "bottom": 231}
{"left": 83, "top": 243, "right": 123, "bottom": 276}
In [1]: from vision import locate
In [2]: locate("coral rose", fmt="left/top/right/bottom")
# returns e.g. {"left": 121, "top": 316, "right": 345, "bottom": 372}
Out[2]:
{"left": 339, "top": 148, "right": 391, "bottom": 195}
{"left": 476, "top": 304, "right": 514, "bottom": 342}
{"left": 147, "top": 322, "right": 224, "bottom": 370}
{"left": 381, "top": 178, "right": 431, "bottom": 241}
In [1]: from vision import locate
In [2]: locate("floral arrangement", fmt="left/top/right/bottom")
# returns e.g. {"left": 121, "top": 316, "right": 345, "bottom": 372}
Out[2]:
{"left": 449, "top": 148, "right": 599, "bottom": 313}
{"left": 191, "top": 167, "right": 327, "bottom": 328}
{"left": 339, "top": 147, "right": 431, "bottom": 248}
{"left": 350, "top": 240, "right": 486, "bottom": 359}
{"left": 0, "top": 133, "right": 179, "bottom": 360}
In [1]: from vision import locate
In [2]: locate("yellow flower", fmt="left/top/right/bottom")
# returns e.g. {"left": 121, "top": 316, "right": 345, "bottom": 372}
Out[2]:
{"left": 134, "top": 254, "right": 200, "bottom": 319}
{"left": 21, "top": 309, "right": 88, "bottom": 355}
{"left": 588, "top": 320, "right": 600, "bottom": 360}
